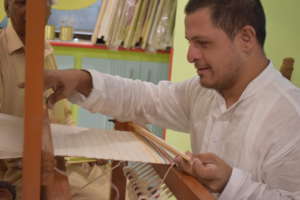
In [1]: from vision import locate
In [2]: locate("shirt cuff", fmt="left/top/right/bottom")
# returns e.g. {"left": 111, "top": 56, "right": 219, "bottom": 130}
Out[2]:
{"left": 68, "top": 92, "right": 86, "bottom": 104}
{"left": 68, "top": 69, "right": 106, "bottom": 112}
{"left": 218, "top": 168, "right": 249, "bottom": 200}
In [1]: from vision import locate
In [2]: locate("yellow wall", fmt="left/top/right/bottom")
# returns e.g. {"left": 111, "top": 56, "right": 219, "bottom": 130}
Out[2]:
{"left": 0, "top": 0, "right": 97, "bottom": 17}
{"left": 166, "top": 0, "right": 300, "bottom": 152}
{"left": 0, "top": 0, "right": 4, "bottom": 20}
{"left": 52, "top": 0, "right": 98, "bottom": 10}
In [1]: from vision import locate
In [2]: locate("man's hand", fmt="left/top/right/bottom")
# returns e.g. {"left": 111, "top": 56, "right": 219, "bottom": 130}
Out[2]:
{"left": 19, "top": 69, "right": 93, "bottom": 108}
{"left": 44, "top": 69, "right": 93, "bottom": 107}
{"left": 175, "top": 152, "right": 232, "bottom": 193}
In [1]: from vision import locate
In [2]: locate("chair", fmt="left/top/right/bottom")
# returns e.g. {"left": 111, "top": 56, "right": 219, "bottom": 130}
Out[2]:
{"left": 280, "top": 57, "right": 295, "bottom": 81}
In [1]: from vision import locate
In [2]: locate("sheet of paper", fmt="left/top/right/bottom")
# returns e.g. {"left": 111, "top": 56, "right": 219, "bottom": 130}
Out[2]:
{"left": 0, "top": 113, "right": 169, "bottom": 164}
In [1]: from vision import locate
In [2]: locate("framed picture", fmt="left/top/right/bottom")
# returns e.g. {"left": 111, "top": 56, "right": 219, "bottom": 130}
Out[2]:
{"left": 48, "top": 0, "right": 102, "bottom": 35}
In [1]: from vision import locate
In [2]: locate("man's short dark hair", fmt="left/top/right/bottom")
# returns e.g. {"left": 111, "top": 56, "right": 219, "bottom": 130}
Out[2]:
{"left": 185, "top": 0, "right": 266, "bottom": 47}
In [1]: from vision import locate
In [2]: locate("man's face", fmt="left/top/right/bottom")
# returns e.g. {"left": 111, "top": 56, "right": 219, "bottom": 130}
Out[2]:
{"left": 185, "top": 8, "right": 244, "bottom": 92}
{"left": 6, "top": 0, "right": 52, "bottom": 42}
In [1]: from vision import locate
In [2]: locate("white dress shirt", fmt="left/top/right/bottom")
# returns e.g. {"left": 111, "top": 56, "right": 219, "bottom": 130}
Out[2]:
{"left": 71, "top": 62, "right": 300, "bottom": 199}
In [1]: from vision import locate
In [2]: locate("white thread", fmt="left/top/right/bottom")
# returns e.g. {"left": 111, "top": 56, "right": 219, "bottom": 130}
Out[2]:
{"left": 72, "top": 161, "right": 122, "bottom": 197}
{"left": 125, "top": 162, "right": 175, "bottom": 200}
{"left": 54, "top": 167, "right": 68, "bottom": 176}
{"left": 111, "top": 182, "right": 120, "bottom": 200}
{"left": 150, "top": 163, "right": 175, "bottom": 199}
{"left": 160, "top": 163, "right": 175, "bottom": 187}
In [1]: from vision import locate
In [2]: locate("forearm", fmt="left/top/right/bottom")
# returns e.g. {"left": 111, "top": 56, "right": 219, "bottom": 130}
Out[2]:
{"left": 76, "top": 70, "right": 93, "bottom": 97}
{"left": 69, "top": 69, "right": 191, "bottom": 131}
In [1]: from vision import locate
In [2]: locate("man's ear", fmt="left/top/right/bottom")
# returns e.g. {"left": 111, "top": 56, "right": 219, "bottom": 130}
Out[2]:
{"left": 236, "top": 25, "right": 257, "bottom": 53}
{"left": 4, "top": 0, "right": 10, "bottom": 17}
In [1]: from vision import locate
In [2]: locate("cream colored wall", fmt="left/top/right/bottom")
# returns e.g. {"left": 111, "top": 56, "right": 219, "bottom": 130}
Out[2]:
{"left": 166, "top": 0, "right": 300, "bottom": 152}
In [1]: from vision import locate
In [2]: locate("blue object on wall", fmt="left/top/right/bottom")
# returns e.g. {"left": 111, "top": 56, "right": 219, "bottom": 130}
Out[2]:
{"left": 0, "top": 16, "right": 8, "bottom": 28}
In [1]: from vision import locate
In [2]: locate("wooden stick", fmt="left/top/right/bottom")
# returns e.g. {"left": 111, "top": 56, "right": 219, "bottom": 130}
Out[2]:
{"left": 22, "top": 0, "right": 45, "bottom": 199}
{"left": 128, "top": 122, "right": 190, "bottom": 161}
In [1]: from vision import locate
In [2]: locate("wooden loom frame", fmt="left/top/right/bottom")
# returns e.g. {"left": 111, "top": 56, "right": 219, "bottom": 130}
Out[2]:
{"left": 22, "top": 0, "right": 46, "bottom": 199}
{"left": 22, "top": 0, "right": 71, "bottom": 199}
{"left": 111, "top": 122, "right": 215, "bottom": 200}
{"left": 22, "top": 0, "right": 214, "bottom": 199}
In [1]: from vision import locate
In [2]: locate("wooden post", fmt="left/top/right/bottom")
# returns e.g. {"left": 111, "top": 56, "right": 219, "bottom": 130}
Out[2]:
{"left": 113, "top": 121, "right": 215, "bottom": 200}
{"left": 22, "top": 0, "right": 46, "bottom": 199}
{"left": 110, "top": 161, "right": 127, "bottom": 200}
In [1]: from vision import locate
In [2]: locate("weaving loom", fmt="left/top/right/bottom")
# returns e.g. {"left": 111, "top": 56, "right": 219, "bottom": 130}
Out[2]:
{"left": 0, "top": 113, "right": 215, "bottom": 200}
{"left": 18, "top": 0, "right": 215, "bottom": 199}
{"left": 111, "top": 121, "right": 215, "bottom": 200}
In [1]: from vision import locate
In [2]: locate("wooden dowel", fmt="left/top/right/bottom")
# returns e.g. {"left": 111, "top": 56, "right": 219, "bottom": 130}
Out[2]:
{"left": 128, "top": 123, "right": 190, "bottom": 161}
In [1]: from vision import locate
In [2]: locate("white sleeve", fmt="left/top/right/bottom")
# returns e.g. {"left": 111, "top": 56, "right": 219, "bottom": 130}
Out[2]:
{"left": 219, "top": 168, "right": 300, "bottom": 200}
{"left": 219, "top": 147, "right": 300, "bottom": 200}
{"left": 69, "top": 69, "right": 200, "bottom": 132}
{"left": 218, "top": 88, "right": 300, "bottom": 200}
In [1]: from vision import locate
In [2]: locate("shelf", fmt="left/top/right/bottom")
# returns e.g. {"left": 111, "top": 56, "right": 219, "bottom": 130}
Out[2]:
{"left": 50, "top": 40, "right": 171, "bottom": 55}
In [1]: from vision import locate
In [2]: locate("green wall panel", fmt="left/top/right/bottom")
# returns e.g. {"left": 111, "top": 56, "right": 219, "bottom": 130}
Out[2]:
{"left": 54, "top": 48, "right": 170, "bottom": 138}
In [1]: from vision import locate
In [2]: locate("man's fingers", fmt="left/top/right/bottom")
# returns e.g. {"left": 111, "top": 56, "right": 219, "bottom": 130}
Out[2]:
{"left": 174, "top": 155, "right": 184, "bottom": 171}
{"left": 46, "top": 91, "right": 64, "bottom": 109}
{"left": 194, "top": 153, "right": 217, "bottom": 164}
{"left": 174, "top": 155, "right": 181, "bottom": 164}
{"left": 192, "top": 158, "right": 207, "bottom": 177}
{"left": 174, "top": 155, "right": 195, "bottom": 175}
{"left": 185, "top": 151, "right": 193, "bottom": 157}
{"left": 18, "top": 82, "right": 25, "bottom": 88}
{"left": 192, "top": 157, "right": 219, "bottom": 180}
{"left": 44, "top": 69, "right": 60, "bottom": 90}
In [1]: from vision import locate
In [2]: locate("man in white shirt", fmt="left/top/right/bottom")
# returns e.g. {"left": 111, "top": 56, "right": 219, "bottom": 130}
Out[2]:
{"left": 43, "top": 0, "right": 300, "bottom": 199}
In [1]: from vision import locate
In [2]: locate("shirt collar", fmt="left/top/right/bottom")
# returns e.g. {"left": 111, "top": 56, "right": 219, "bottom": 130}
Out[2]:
{"left": 5, "top": 24, "right": 53, "bottom": 57}
{"left": 6, "top": 24, "right": 24, "bottom": 54}
{"left": 214, "top": 61, "right": 277, "bottom": 114}
{"left": 239, "top": 61, "right": 276, "bottom": 101}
